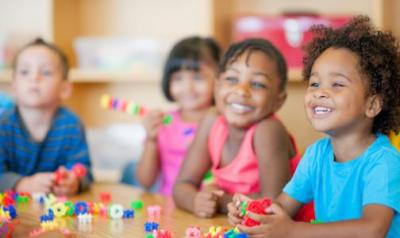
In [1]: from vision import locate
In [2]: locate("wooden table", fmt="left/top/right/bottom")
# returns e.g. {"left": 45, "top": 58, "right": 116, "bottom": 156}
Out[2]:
{"left": 11, "top": 183, "right": 231, "bottom": 237}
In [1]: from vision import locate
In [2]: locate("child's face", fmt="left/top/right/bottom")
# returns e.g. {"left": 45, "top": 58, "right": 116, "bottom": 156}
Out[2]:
{"left": 170, "top": 63, "right": 216, "bottom": 112}
{"left": 304, "top": 47, "right": 377, "bottom": 135}
{"left": 12, "top": 46, "right": 70, "bottom": 109}
{"left": 215, "top": 50, "right": 286, "bottom": 128}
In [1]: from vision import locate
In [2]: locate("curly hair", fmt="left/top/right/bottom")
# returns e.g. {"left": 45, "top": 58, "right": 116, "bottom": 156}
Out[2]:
{"left": 303, "top": 15, "right": 400, "bottom": 135}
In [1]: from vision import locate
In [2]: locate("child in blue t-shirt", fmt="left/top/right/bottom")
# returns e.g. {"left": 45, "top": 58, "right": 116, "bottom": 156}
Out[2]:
{"left": 0, "top": 38, "right": 92, "bottom": 195}
{"left": 228, "top": 16, "right": 400, "bottom": 237}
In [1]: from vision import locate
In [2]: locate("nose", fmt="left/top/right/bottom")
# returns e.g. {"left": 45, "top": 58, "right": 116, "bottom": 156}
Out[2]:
{"left": 31, "top": 70, "right": 41, "bottom": 83}
{"left": 234, "top": 82, "right": 251, "bottom": 97}
{"left": 313, "top": 87, "right": 329, "bottom": 99}
{"left": 183, "top": 78, "right": 195, "bottom": 91}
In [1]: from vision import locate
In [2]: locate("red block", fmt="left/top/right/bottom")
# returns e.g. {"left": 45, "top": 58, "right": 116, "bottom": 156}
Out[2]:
{"left": 242, "top": 198, "right": 272, "bottom": 227}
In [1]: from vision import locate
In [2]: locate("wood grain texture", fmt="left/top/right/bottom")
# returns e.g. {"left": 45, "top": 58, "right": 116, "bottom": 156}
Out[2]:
{"left": 12, "top": 183, "right": 230, "bottom": 237}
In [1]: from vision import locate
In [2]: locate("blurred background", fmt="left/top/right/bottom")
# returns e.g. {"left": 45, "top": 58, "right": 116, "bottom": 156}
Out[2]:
{"left": 0, "top": 0, "right": 399, "bottom": 181}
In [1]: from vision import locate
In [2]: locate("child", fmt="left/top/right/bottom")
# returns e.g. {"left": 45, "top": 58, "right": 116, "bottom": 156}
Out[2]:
{"left": 132, "top": 36, "right": 221, "bottom": 195}
{"left": 0, "top": 38, "right": 92, "bottom": 195}
{"left": 228, "top": 16, "right": 400, "bottom": 238}
{"left": 173, "top": 38, "right": 312, "bottom": 219}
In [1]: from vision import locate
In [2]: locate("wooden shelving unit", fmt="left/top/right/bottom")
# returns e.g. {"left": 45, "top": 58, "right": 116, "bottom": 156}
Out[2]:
{"left": 1, "top": 0, "right": 399, "bottom": 151}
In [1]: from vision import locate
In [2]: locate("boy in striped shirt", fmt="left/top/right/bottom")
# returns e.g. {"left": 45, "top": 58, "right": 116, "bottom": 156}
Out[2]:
{"left": 0, "top": 38, "right": 92, "bottom": 196}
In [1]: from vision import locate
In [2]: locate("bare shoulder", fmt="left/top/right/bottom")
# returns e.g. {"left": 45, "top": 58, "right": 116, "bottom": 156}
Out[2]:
{"left": 253, "top": 116, "right": 294, "bottom": 157}
{"left": 254, "top": 116, "right": 290, "bottom": 142}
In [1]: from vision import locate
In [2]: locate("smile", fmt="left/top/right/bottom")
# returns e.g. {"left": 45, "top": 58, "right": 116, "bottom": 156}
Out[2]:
{"left": 313, "top": 106, "right": 332, "bottom": 115}
{"left": 229, "top": 102, "right": 254, "bottom": 113}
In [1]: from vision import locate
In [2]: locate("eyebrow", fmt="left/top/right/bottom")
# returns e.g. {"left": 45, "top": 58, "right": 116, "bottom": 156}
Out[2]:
{"left": 310, "top": 71, "right": 352, "bottom": 82}
{"left": 226, "top": 67, "right": 273, "bottom": 81}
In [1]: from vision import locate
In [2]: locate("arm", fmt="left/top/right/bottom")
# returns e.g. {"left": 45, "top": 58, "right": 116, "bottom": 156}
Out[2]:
{"left": 240, "top": 193, "right": 393, "bottom": 238}
{"left": 135, "top": 110, "right": 164, "bottom": 188}
{"left": 254, "top": 119, "right": 292, "bottom": 199}
{"left": 217, "top": 118, "right": 294, "bottom": 214}
{"left": 173, "top": 110, "right": 218, "bottom": 216}
{"left": 54, "top": 122, "right": 92, "bottom": 195}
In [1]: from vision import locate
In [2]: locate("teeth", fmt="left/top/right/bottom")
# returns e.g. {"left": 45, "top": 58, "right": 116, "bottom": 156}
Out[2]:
{"left": 314, "top": 106, "right": 332, "bottom": 114}
{"left": 230, "top": 103, "right": 253, "bottom": 113}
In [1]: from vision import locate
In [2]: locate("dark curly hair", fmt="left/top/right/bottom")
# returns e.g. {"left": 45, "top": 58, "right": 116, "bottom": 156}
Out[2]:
{"left": 161, "top": 36, "right": 221, "bottom": 101}
{"left": 303, "top": 15, "right": 400, "bottom": 135}
{"left": 13, "top": 38, "right": 69, "bottom": 80}
{"left": 219, "top": 38, "right": 288, "bottom": 91}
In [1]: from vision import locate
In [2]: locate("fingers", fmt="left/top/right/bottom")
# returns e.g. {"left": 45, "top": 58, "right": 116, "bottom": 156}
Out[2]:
{"left": 194, "top": 191, "right": 219, "bottom": 218}
{"left": 228, "top": 212, "right": 242, "bottom": 225}
{"left": 233, "top": 193, "right": 252, "bottom": 207}
{"left": 246, "top": 211, "right": 276, "bottom": 224}
{"left": 57, "top": 171, "right": 77, "bottom": 186}
{"left": 211, "top": 190, "right": 224, "bottom": 197}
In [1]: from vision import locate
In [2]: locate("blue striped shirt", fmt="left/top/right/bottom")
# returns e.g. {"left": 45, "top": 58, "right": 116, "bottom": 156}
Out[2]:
{"left": 0, "top": 106, "right": 92, "bottom": 192}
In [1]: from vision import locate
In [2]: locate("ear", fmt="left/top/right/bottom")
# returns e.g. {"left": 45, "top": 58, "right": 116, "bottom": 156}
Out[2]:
{"left": 59, "top": 81, "right": 72, "bottom": 100}
{"left": 273, "top": 90, "right": 287, "bottom": 112}
{"left": 365, "top": 94, "right": 382, "bottom": 118}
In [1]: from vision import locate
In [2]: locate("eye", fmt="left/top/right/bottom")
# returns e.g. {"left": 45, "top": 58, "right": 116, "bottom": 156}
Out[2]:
{"left": 309, "top": 81, "right": 319, "bottom": 88}
{"left": 193, "top": 74, "right": 203, "bottom": 81}
{"left": 251, "top": 81, "right": 266, "bottom": 89}
{"left": 17, "top": 69, "right": 29, "bottom": 76}
{"left": 332, "top": 82, "right": 345, "bottom": 87}
{"left": 42, "top": 69, "right": 54, "bottom": 76}
{"left": 225, "top": 76, "right": 238, "bottom": 84}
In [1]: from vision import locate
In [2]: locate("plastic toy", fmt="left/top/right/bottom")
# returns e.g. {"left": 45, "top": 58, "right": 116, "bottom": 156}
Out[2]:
{"left": 100, "top": 192, "right": 112, "bottom": 204}
{"left": 144, "top": 221, "right": 159, "bottom": 232}
{"left": 185, "top": 226, "right": 201, "bottom": 237}
{"left": 242, "top": 198, "right": 272, "bottom": 227}
{"left": 64, "top": 201, "right": 75, "bottom": 216}
{"left": 153, "top": 229, "right": 172, "bottom": 238}
{"left": 51, "top": 202, "right": 66, "bottom": 217}
{"left": 100, "top": 94, "right": 172, "bottom": 125}
{"left": 109, "top": 204, "right": 124, "bottom": 219}
{"left": 147, "top": 205, "right": 161, "bottom": 221}
{"left": 203, "top": 226, "right": 226, "bottom": 238}
{"left": 122, "top": 209, "right": 134, "bottom": 219}
{"left": 224, "top": 227, "right": 248, "bottom": 238}
{"left": 74, "top": 201, "right": 89, "bottom": 215}
{"left": 131, "top": 200, "right": 143, "bottom": 210}
{"left": 55, "top": 163, "right": 87, "bottom": 184}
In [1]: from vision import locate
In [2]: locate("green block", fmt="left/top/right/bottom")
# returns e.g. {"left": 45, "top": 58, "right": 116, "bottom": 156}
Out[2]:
{"left": 131, "top": 200, "right": 143, "bottom": 210}
{"left": 162, "top": 114, "right": 173, "bottom": 125}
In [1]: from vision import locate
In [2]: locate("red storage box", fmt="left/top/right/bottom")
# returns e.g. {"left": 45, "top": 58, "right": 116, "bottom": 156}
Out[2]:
{"left": 233, "top": 14, "right": 352, "bottom": 68}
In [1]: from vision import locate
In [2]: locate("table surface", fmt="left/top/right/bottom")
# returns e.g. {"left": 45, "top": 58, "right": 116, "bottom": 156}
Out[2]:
{"left": 11, "top": 183, "right": 231, "bottom": 237}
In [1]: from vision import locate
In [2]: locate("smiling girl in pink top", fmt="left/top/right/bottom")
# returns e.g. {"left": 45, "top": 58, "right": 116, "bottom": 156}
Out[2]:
{"left": 174, "top": 39, "right": 313, "bottom": 221}
{"left": 134, "top": 36, "right": 221, "bottom": 195}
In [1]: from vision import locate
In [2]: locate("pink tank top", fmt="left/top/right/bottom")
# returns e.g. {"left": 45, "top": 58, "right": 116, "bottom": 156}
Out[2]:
{"left": 157, "top": 110, "right": 197, "bottom": 195}
{"left": 208, "top": 115, "right": 301, "bottom": 195}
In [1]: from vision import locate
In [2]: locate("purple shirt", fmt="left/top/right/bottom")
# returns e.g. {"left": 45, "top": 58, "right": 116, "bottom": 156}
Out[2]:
{"left": 157, "top": 110, "right": 196, "bottom": 195}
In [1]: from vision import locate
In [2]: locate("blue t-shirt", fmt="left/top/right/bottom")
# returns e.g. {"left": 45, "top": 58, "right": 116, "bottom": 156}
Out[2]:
{"left": 284, "top": 134, "right": 400, "bottom": 238}
{"left": 0, "top": 106, "right": 92, "bottom": 192}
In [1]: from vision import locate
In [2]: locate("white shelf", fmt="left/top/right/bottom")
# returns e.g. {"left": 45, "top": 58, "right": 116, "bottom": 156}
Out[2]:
{"left": 0, "top": 68, "right": 303, "bottom": 83}
{"left": 0, "top": 69, "right": 160, "bottom": 83}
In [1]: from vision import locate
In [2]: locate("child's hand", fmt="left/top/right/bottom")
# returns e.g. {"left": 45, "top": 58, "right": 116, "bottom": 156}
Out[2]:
{"left": 237, "top": 203, "right": 294, "bottom": 238}
{"left": 193, "top": 190, "right": 224, "bottom": 218}
{"left": 52, "top": 166, "right": 80, "bottom": 196}
{"left": 142, "top": 110, "right": 164, "bottom": 140}
{"left": 15, "top": 172, "right": 55, "bottom": 193}
{"left": 227, "top": 193, "right": 252, "bottom": 225}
